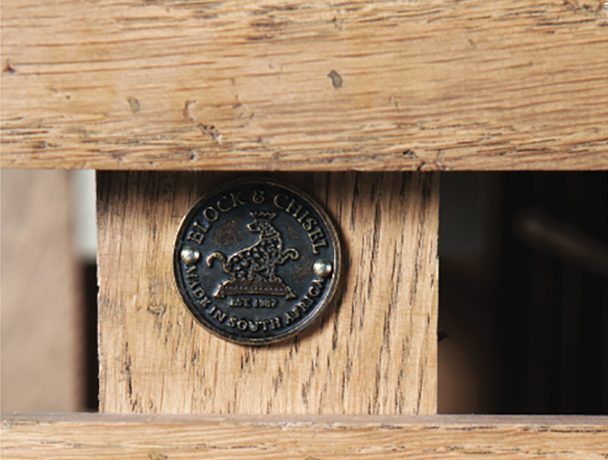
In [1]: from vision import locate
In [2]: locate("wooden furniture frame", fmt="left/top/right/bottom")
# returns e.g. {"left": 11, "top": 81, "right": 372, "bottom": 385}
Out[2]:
{"left": 2, "top": 0, "right": 607, "bottom": 457}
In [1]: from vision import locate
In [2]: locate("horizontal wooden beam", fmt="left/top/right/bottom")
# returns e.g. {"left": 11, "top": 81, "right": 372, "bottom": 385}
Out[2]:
{"left": 3, "top": 414, "right": 608, "bottom": 458}
{"left": 2, "top": 0, "right": 607, "bottom": 171}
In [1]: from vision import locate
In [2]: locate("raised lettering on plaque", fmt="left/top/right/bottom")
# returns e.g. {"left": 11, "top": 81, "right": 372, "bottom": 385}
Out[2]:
{"left": 174, "top": 179, "right": 341, "bottom": 345}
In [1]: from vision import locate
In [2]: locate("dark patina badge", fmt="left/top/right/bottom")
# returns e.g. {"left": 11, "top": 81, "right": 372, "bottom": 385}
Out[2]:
{"left": 174, "top": 179, "right": 341, "bottom": 345}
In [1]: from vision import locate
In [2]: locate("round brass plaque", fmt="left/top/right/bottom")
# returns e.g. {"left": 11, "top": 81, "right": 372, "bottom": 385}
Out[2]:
{"left": 174, "top": 179, "right": 341, "bottom": 345}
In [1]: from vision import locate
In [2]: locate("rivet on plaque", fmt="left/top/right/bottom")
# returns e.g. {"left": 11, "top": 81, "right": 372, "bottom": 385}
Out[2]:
{"left": 173, "top": 179, "right": 341, "bottom": 345}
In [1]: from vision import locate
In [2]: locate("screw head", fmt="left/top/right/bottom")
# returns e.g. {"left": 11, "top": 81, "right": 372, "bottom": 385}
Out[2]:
{"left": 180, "top": 247, "right": 200, "bottom": 265}
{"left": 313, "top": 260, "right": 333, "bottom": 277}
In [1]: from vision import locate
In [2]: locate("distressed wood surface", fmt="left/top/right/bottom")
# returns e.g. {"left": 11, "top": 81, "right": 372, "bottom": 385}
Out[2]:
{"left": 3, "top": 414, "right": 608, "bottom": 459}
{"left": 2, "top": 0, "right": 607, "bottom": 171}
{"left": 97, "top": 172, "right": 438, "bottom": 415}
{"left": 1, "top": 170, "right": 82, "bottom": 412}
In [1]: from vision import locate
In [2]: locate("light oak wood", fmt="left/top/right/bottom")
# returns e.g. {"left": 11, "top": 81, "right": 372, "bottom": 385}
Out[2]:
{"left": 97, "top": 172, "right": 439, "bottom": 415}
{"left": 0, "top": 170, "right": 82, "bottom": 411}
{"left": 2, "top": 0, "right": 607, "bottom": 171}
{"left": 3, "top": 414, "right": 608, "bottom": 459}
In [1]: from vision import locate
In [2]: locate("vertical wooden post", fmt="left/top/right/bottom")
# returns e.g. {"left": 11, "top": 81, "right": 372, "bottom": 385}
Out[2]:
{"left": 97, "top": 172, "right": 439, "bottom": 415}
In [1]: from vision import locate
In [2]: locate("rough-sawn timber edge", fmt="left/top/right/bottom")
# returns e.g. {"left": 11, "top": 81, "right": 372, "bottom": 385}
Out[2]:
{"left": 1, "top": 0, "right": 607, "bottom": 171}
{"left": 2, "top": 414, "right": 608, "bottom": 459}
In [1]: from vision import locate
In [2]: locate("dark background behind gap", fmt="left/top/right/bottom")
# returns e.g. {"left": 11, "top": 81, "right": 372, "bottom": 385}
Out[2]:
{"left": 82, "top": 172, "right": 607, "bottom": 414}
{"left": 439, "top": 172, "right": 607, "bottom": 414}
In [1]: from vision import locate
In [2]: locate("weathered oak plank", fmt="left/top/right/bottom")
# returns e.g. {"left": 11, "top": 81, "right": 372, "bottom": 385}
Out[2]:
{"left": 97, "top": 172, "right": 438, "bottom": 414}
{"left": 2, "top": 0, "right": 607, "bottom": 170}
{"left": 3, "top": 414, "right": 608, "bottom": 459}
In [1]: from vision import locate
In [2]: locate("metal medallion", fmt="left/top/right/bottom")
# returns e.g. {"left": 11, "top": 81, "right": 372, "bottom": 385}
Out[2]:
{"left": 174, "top": 179, "right": 341, "bottom": 345}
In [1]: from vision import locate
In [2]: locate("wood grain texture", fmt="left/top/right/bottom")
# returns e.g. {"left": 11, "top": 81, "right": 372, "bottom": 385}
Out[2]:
{"left": 97, "top": 172, "right": 438, "bottom": 415}
{"left": 3, "top": 414, "right": 608, "bottom": 459}
{"left": 0, "top": 170, "right": 82, "bottom": 412}
{"left": 2, "top": 0, "right": 607, "bottom": 171}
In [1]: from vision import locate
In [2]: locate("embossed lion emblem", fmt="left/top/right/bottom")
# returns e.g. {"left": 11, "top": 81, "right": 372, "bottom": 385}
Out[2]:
{"left": 206, "top": 211, "right": 300, "bottom": 299}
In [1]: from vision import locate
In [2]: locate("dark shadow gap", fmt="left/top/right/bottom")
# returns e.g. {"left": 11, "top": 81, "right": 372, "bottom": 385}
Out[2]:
{"left": 438, "top": 172, "right": 607, "bottom": 414}
{"left": 82, "top": 262, "right": 98, "bottom": 411}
